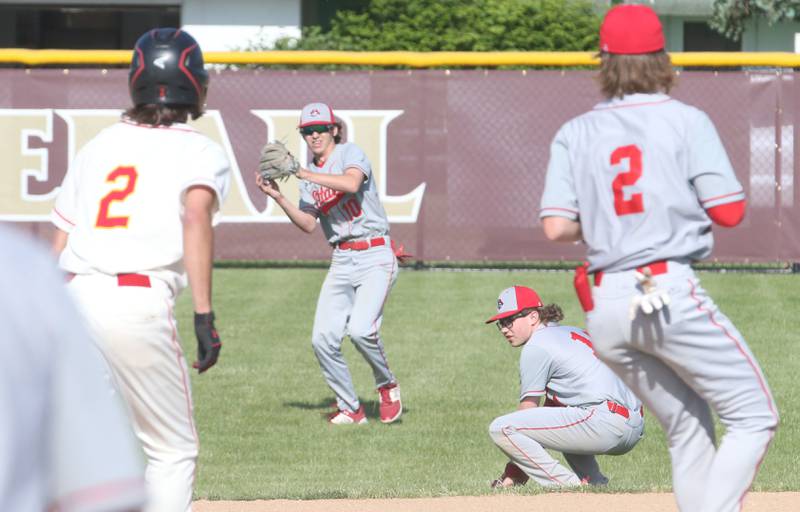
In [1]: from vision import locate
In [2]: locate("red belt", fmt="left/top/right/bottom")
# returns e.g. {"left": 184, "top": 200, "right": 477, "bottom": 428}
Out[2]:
{"left": 607, "top": 401, "right": 644, "bottom": 419}
{"left": 594, "top": 260, "right": 667, "bottom": 287}
{"left": 117, "top": 273, "right": 151, "bottom": 287}
{"left": 337, "top": 237, "right": 386, "bottom": 251}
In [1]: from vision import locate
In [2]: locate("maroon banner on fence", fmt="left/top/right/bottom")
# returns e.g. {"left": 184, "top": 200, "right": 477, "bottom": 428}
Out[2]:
{"left": 1, "top": 68, "right": 797, "bottom": 262}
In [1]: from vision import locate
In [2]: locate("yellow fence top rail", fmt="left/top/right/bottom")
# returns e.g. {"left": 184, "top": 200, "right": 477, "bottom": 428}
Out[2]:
{"left": 1, "top": 49, "right": 800, "bottom": 68}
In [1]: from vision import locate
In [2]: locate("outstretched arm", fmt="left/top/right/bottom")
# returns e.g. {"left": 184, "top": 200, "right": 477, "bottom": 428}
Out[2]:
{"left": 255, "top": 174, "right": 318, "bottom": 233}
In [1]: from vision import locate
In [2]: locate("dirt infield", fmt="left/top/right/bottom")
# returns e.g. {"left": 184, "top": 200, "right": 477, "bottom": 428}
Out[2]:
{"left": 194, "top": 492, "right": 799, "bottom": 512}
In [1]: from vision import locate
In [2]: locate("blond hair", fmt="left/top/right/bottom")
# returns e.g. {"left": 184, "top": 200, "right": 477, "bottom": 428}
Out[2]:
{"left": 597, "top": 51, "right": 675, "bottom": 99}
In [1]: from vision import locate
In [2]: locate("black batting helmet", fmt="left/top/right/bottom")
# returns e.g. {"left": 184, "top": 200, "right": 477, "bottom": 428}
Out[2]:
{"left": 129, "top": 28, "right": 208, "bottom": 107}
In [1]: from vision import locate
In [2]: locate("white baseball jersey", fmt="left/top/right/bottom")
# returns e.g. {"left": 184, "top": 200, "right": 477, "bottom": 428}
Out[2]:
{"left": 299, "top": 142, "right": 390, "bottom": 244}
{"left": 520, "top": 324, "right": 640, "bottom": 410}
{"left": 0, "top": 226, "right": 145, "bottom": 512}
{"left": 539, "top": 93, "right": 744, "bottom": 272}
{"left": 51, "top": 119, "right": 230, "bottom": 292}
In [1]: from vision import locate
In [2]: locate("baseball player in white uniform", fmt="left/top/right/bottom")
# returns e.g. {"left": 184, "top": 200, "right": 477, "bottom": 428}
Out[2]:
{"left": 256, "top": 102, "right": 402, "bottom": 425}
{"left": 540, "top": 5, "right": 779, "bottom": 511}
{"left": 487, "top": 285, "right": 643, "bottom": 488}
{"left": 1, "top": 226, "right": 146, "bottom": 512}
{"left": 51, "top": 29, "right": 230, "bottom": 512}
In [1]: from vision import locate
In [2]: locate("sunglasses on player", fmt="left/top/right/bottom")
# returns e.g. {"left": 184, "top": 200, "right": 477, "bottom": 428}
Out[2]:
{"left": 299, "top": 125, "right": 331, "bottom": 136}
{"left": 496, "top": 310, "right": 530, "bottom": 330}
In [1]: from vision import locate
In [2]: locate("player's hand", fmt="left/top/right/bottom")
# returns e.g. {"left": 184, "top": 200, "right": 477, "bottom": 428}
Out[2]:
{"left": 255, "top": 172, "right": 282, "bottom": 199}
{"left": 193, "top": 311, "right": 221, "bottom": 373}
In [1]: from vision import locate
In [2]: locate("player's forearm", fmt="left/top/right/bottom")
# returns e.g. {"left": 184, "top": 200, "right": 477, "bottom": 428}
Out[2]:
{"left": 183, "top": 189, "right": 215, "bottom": 313}
{"left": 297, "top": 168, "right": 361, "bottom": 194}
{"left": 52, "top": 228, "right": 68, "bottom": 256}
{"left": 183, "top": 219, "right": 213, "bottom": 313}
{"left": 518, "top": 397, "right": 540, "bottom": 410}
{"left": 272, "top": 194, "right": 318, "bottom": 233}
{"left": 542, "top": 216, "right": 583, "bottom": 242}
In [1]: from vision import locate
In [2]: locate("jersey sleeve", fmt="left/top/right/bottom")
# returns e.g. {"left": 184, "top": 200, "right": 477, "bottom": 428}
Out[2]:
{"left": 50, "top": 149, "right": 85, "bottom": 233}
{"left": 341, "top": 143, "right": 372, "bottom": 182}
{"left": 298, "top": 181, "right": 320, "bottom": 216}
{"left": 519, "top": 344, "right": 553, "bottom": 401}
{"left": 687, "top": 111, "right": 745, "bottom": 209}
{"left": 180, "top": 139, "right": 231, "bottom": 226}
{"left": 40, "top": 252, "right": 146, "bottom": 511}
{"left": 539, "top": 126, "right": 579, "bottom": 220}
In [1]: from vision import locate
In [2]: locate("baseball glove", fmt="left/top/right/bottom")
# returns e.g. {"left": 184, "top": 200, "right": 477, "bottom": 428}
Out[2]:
{"left": 258, "top": 141, "right": 300, "bottom": 182}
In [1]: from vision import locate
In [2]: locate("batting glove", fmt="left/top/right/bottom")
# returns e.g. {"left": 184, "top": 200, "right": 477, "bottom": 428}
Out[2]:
{"left": 629, "top": 269, "right": 671, "bottom": 320}
{"left": 193, "top": 311, "right": 221, "bottom": 373}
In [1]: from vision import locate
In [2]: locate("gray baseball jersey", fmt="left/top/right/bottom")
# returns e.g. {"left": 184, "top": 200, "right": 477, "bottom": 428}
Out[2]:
{"left": 299, "top": 142, "right": 390, "bottom": 244}
{"left": 520, "top": 324, "right": 640, "bottom": 411}
{"left": 539, "top": 93, "right": 744, "bottom": 273}
{"left": 0, "top": 226, "right": 145, "bottom": 512}
{"left": 490, "top": 324, "right": 643, "bottom": 487}
{"left": 541, "top": 92, "right": 779, "bottom": 511}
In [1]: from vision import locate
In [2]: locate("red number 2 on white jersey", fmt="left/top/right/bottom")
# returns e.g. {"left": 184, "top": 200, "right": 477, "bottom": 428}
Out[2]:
{"left": 611, "top": 145, "right": 644, "bottom": 216}
{"left": 96, "top": 166, "right": 138, "bottom": 228}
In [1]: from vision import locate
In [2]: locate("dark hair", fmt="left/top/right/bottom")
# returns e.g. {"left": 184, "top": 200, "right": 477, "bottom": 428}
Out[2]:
{"left": 123, "top": 103, "right": 203, "bottom": 127}
{"left": 331, "top": 123, "right": 343, "bottom": 144}
{"left": 597, "top": 51, "right": 675, "bottom": 99}
{"left": 535, "top": 304, "right": 564, "bottom": 324}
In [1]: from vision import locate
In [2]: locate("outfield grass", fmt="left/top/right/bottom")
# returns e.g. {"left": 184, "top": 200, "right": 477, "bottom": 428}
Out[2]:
{"left": 176, "top": 269, "right": 799, "bottom": 499}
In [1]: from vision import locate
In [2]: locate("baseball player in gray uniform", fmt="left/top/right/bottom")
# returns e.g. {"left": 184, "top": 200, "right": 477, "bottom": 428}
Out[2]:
{"left": 487, "top": 285, "right": 643, "bottom": 488}
{"left": 256, "top": 102, "right": 402, "bottom": 425}
{"left": 1, "top": 226, "right": 146, "bottom": 512}
{"left": 540, "top": 5, "right": 779, "bottom": 511}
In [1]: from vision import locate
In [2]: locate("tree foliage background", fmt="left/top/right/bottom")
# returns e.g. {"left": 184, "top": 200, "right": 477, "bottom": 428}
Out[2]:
{"left": 710, "top": 0, "right": 799, "bottom": 40}
{"left": 257, "top": 0, "right": 600, "bottom": 53}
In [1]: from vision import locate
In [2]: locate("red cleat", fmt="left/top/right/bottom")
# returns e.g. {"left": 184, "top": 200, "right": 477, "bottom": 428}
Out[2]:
{"left": 377, "top": 383, "right": 402, "bottom": 423}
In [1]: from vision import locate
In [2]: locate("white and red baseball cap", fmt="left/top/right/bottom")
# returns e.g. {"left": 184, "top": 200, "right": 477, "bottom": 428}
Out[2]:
{"left": 485, "top": 285, "right": 544, "bottom": 324}
{"left": 299, "top": 102, "right": 336, "bottom": 127}
{"left": 599, "top": 4, "right": 665, "bottom": 55}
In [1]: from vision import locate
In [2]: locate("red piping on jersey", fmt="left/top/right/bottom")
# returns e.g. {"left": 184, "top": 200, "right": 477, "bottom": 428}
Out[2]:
{"left": 688, "top": 279, "right": 778, "bottom": 420}
{"left": 593, "top": 98, "right": 673, "bottom": 111}
{"left": 539, "top": 206, "right": 579, "bottom": 215}
{"left": 522, "top": 390, "right": 547, "bottom": 397}
{"left": 166, "top": 300, "right": 199, "bottom": 486}
{"left": 53, "top": 477, "right": 144, "bottom": 509}
{"left": 700, "top": 190, "right": 744, "bottom": 204}
{"left": 706, "top": 199, "right": 746, "bottom": 227}
{"left": 53, "top": 207, "right": 75, "bottom": 227}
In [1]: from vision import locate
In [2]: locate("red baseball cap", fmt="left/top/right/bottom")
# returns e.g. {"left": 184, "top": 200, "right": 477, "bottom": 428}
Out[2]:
{"left": 299, "top": 102, "right": 336, "bottom": 127}
{"left": 485, "top": 286, "right": 544, "bottom": 324}
{"left": 599, "top": 4, "right": 665, "bottom": 55}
